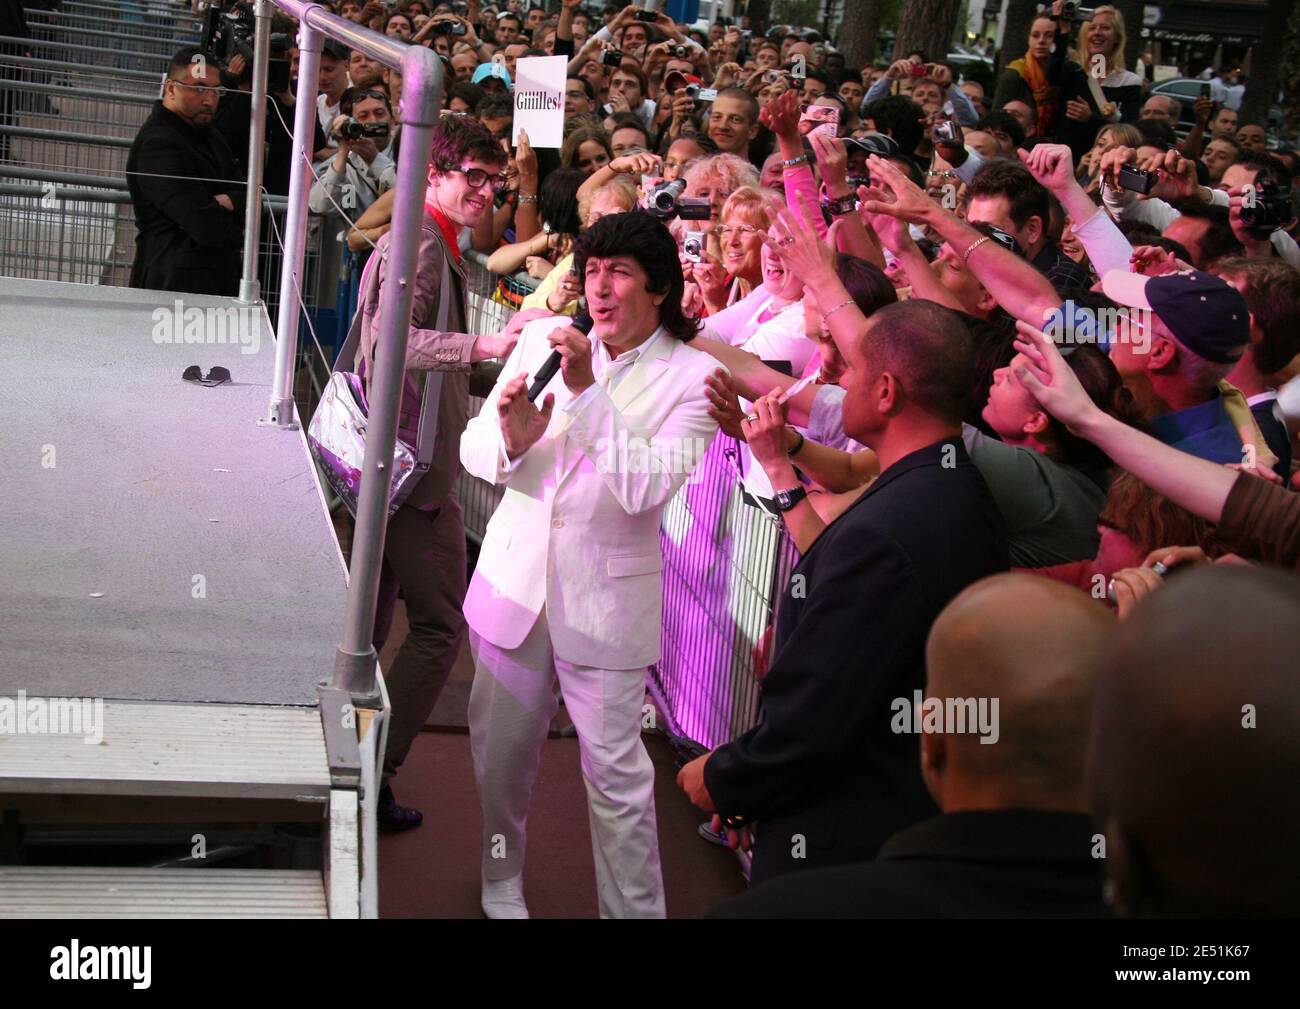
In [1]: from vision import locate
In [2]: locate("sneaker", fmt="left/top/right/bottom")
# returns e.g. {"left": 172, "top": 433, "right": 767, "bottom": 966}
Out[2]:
{"left": 481, "top": 872, "right": 529, "bottom": 919}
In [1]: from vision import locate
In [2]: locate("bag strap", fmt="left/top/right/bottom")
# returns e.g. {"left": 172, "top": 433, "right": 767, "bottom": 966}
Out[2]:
{"left": 335, "top": 244, "right": 382, "bottom": 376}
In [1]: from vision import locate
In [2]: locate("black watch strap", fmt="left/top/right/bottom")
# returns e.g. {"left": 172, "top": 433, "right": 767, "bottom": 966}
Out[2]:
{"left": 772, "top": 485, "right": 808, "bottom": 513}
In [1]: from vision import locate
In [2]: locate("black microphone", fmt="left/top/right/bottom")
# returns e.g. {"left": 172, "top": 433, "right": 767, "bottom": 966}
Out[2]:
{"left": 527, "top": 311, "right": 593, "bottom": 402}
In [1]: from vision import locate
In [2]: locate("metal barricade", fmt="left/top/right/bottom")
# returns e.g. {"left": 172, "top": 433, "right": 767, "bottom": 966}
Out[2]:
{"left": 23, "top": 5, "right": 201, "bottom": 43}
{"left": 0, "top": 34, "right": 172, "bottom": 74}
{"left": 0, "top": 175, "right": 318, "bottom": 319}
{"left": 4, "top": 79, "right": 157, "bottom": 141}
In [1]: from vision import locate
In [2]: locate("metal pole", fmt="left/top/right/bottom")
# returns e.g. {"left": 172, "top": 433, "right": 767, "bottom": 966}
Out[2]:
{"left": 330, "top": 45, "right": 443, "bottom": 702}
{"left": 239, "top": 0, "right": 271, "bottom": 305}
{"left": 264, "top": 18, "right": 321, "bottom": 427}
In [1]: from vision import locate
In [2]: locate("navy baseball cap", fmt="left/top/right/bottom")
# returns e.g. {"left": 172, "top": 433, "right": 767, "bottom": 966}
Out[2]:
{"left": 1102, "top": 269, "right": 1250, "bottom": 363}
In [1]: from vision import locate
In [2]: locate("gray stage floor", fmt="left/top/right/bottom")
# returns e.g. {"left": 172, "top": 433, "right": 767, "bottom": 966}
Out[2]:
{"left": 0, "top": 279, "right": 348, "bottom": 706}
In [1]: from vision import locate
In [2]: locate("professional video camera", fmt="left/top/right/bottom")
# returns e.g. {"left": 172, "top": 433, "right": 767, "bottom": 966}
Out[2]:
{"left": 200, "top": 0, "right": 258, "bottom": 66}
{"left": 645, "top": 179, "right": 710, "bottom": 221}
{"left": 1239, "top": 176, "right": 1295, "bottom": 240}
{"left": 200, "top": 1, "right": 291, "bottom": 91}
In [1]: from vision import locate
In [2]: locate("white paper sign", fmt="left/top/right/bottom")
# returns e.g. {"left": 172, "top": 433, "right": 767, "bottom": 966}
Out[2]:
{"left": 511, "top": 55, "right": 567, "bottom": 149}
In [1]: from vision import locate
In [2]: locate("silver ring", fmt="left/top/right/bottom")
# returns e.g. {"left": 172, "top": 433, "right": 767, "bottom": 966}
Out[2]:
{"left": 779, "top": 237, "right": 794, "bottom": 246}
{"left": 744, "top": 412, "right": 759, "bottom": 423}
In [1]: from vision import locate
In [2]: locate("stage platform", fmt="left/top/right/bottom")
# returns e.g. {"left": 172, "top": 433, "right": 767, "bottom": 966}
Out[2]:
{"left": 0, "top": 278, "right": 348, "bottom": 707}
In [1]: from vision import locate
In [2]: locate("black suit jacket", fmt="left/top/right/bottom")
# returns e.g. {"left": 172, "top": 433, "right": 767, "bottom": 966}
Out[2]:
{"left": 127, "top": 102, "right": 245, "bottom": 297}
{"left": 709, "top": 810, "right": 1109, "bottom": 918}
{"left": 704, "top": 438, "right": 1009, "bottom": 884}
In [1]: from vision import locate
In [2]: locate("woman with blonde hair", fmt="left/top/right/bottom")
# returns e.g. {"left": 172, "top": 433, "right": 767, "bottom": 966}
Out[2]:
{"left": 689, "top": 185, "right": 787, "bottom": 314}
{"left": 1078, "top": 122, "right": 1143, "bottom": 192}
{"left": 1073, "top": 5, "right": 1143, "bottom": 122}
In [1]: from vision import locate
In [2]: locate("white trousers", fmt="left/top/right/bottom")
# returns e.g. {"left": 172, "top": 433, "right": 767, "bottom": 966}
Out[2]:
{"left": 467, "top": 610, "right": 666, "bottom": 919}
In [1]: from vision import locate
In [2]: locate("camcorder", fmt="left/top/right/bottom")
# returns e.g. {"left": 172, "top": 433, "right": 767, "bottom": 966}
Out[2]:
{"left": 430, "top": 19, "right": 467, "bottom": 36}
{"left": 646, "top": 179, "right": 711, "bottom": 221}
{"left": 1061, "top": 3, "right": 1097, "bottom": 22}
{"left": 335, "top": 118, "right": 390, "bottom": 142}
{"left": 1240, "top": 176, "right": 1295, "bottom": 239}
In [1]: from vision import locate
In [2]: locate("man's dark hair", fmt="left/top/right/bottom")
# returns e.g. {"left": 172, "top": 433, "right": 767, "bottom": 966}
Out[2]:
{"left": 497, "top": 12, "right": 521, "bottom": 28}
{"left": 573, "top": 211, "right": 700, "bottom": 343}
{"left": 1233, "top": 149, "right": 1292, "bottom": 190}
{"left": 714, "top": 85, "right": 759, "bottom": 125}
{"left": 167, "top": 46, "right": 218, "bottom": 81}
{"left": 976, "top": 111, "right": 1026, "bottom": 150}
{"left": 429, "top": 111, "right": 506, "bottom": 173}
{"left": 860, "top": 299, "right": 974, "bottom": 426}
{"left": 1134, "top": 117, "right": 1177, "bottom": 149}
{"left": 967, "top": 160, "right": 1050, "bottom": 234}
{"left": 863, "top": 95, "right": 924, "bottom": 154}
{"left": 567, "top": 75, "right": 595, "bottom": 102}
{"left": 835, "top": 68, "right": 864, "bottom": 90}
{"left": 607, "top": 111, "right": 650, "bottom": 142}
{"left": 340, "top": 85, "right": 391, "bottom": 115}
{"left": 476, "top": 92, "right": 514, "bottom": 121}
{"left": 321, "top": 39, "right": 350, "bottom": 63}
{"left": 887, "top": 154, "right": 925, "bottom": 189}
{"left": 1174, "top": 203, "right": 1244, "bottom": 266}
{"left": 803, "top": 68, "right": 831, "bottom": 87}
{"left": 1214, "top": 258, "right": 1300, "bottom": 375}
{"left": 447, "top": 81, "right": 485, "bottom": 111}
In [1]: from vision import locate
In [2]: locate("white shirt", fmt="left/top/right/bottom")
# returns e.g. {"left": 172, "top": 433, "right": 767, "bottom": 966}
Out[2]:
{"left": 316, "top": 93, "right": 342, "bottom": 148}
{"left": 702, "top": 285, "right": 816, "bottom": 376}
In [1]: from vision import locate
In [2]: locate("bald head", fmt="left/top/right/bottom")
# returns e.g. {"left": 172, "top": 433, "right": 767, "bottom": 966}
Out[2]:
{"left": 923, "top": 574, "right": 1114, "bottom": 812}
{"left": 1091, "top": 566, "right": 1300, "bottom": 917}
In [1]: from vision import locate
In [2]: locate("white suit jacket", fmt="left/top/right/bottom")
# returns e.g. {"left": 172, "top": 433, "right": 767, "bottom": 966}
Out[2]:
{"left": 460, "top": 315, "right": 722, "bottom": 670}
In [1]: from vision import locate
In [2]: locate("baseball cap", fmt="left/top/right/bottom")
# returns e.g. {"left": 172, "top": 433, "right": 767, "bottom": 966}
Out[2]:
{"left": 843, "top": 131, "right": 899, "bottom": 158}
{"left": 472, "top": 62, "right": 513, "bottom": 88}
{"left": 1102, "top": 269, "right": 1249, "bottom": 363}
{"left": 663, "top": 70, "right": 702, "bottom": 93}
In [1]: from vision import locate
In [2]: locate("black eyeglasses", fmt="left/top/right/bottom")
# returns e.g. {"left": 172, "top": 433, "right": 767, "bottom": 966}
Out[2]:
{"left": 446, "top": 165, "right": 509, "bottom": 193}
{"left": 182, "top": 365, "right": 231, "bottom": 387}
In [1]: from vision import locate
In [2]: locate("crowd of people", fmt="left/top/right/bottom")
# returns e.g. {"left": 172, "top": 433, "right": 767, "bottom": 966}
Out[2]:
{"left": 122, "top": 0, "right": 1300, "bottom": 919}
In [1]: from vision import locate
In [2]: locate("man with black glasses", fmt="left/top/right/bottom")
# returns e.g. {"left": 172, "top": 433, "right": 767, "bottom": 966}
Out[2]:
{"left": 127, "top": 46, "right": 245, "bottom": 296}
{"left": 353, "top": 113, "right": 542, "bottom": 832}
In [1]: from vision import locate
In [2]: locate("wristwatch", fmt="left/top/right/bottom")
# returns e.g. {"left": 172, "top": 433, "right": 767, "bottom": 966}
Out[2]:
{"left": 772, "top": 485, "right": 808, "bottom": 513}
{"left": 821, "top": 194, "right": 860, "bottom": 216}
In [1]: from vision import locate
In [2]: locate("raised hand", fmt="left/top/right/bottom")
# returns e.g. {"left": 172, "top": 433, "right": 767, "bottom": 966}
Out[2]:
{"left": 859, "top": 154, "right": 938, "bottom": 224}
{"left": 498, "top": 374, "right": 554, "bottom": 459}
{"left": 1011, "top": 319, "right": 1105, "bottom": 432}
{"left": 759, "top": 87, "right": 800, "bottom": 139}
{"left": 770, "top": 192, "right": 836, "bottom": 284}
{"left": 1018, "top": 142, "right": 1077, "bottom": 195}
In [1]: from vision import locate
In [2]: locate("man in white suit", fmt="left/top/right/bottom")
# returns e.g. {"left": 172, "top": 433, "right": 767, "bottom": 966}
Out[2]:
{"left": 460, "top": 211, "right": 725, "bottom": 918}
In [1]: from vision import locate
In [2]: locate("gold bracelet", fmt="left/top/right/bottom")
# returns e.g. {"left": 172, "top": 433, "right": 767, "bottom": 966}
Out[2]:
{"left": 961, "top": 235, "right": 991, "bottom": 262}
{"left": 822, "top": 299, "right": 854, "bottom": 320}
